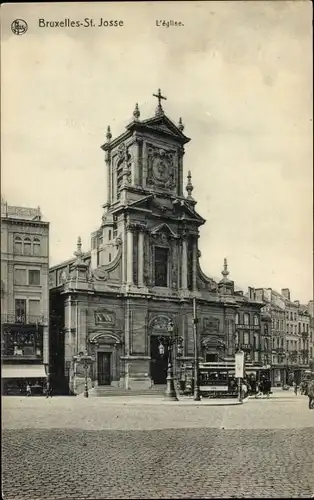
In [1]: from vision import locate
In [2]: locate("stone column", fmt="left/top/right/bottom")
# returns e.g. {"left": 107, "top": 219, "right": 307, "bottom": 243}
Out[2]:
{"left": 192, "top": 239, "right": 198, "bottom": 291}
{"left": 181, "top": 238, "right": 188, "bottom": 290}
{"left": 133, "top": 137, "right": 142, "bottom": 185}
{"left": 127, "top": 227, "right": 134, "bottom": 285}
{"left": 105, "top": 151, "right": 111, "bottom": 205}
{"left": 178, "top": 147, "right": 185, "bottom": 197}
{"left": 138, "top": 230, "right": 144, "bottom": 287}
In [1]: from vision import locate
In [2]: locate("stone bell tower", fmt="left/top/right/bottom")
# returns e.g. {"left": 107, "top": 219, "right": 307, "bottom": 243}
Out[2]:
{"left": 91, "top": 90, "right": 205, "bottom": 297}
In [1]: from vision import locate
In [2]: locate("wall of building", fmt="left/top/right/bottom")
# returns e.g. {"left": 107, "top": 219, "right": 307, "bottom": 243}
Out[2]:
{"left": 1, "top": 203, "right": 50, "bottom": 394}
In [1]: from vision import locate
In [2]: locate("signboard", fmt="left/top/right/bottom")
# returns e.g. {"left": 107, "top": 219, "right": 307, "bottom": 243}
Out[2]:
{"left": 235, "top": 350, "right": 244, "bottom": 378}
{"left": 237, "top": 325, "right": 260, "bottom": 331}
{"left": 200, "top": 385, "right": 229, "bottom": 392}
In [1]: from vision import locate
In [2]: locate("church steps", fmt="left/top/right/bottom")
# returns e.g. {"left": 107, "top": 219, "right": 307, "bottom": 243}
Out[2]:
{"left": 89, "top": 385, "right": 167, "bottom": 397}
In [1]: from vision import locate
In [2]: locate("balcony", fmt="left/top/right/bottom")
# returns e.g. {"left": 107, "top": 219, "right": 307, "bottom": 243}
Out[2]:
{"left": 1, "top": 314, "right": 47, "bottom": 325}
{"left": 275, "top": 347, "right": 285, "bottom": 354}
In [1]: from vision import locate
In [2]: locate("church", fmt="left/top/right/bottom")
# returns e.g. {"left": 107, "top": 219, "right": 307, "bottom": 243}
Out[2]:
{"left": 49, "top": 91, "right": 268, "bottom": 394}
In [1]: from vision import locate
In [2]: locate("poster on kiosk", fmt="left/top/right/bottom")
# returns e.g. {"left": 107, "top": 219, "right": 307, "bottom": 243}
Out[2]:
{"left": 235, "top": 350, "right": 245, "bottom": 379}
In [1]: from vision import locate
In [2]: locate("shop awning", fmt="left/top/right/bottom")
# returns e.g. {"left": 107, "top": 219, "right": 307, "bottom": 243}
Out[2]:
{"left": 2, "top": 364, "right": 47, "bottom": 379}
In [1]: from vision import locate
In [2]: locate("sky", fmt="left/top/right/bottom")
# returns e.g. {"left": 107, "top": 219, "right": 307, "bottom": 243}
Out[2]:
{"left": 1, "top": 1, "right": 313, "bottom": 303}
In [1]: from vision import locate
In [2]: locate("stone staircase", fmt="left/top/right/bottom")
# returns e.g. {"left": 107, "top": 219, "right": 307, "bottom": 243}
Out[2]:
{"left": 89, "top": 384, "right": 167, "bottom": 397}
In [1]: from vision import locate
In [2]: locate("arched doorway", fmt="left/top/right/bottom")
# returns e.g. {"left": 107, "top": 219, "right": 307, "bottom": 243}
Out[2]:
{"left": 149, "top": 315, "right": 173, "bottom": 385}
{"left": 89, "top": 333, "right": 122, "bottom": 387}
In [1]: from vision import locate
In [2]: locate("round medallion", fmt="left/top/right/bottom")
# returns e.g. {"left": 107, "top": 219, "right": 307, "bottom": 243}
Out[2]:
{"left": 152, "top": 157, "right": 171, "bottom": 183}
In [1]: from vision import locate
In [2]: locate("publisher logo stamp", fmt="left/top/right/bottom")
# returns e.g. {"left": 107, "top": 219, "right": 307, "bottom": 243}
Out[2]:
{"left": 11, "top": 19, "right": 28, "bottom": 36}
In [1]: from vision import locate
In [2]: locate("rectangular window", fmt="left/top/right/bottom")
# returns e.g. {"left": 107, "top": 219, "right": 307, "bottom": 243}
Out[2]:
{"left": 154, "top": 247, "right": 168, "bottom": 287}
{"left": 108, "top": 230, "right": 112, "bottom": 241}
{"left": 14, "top": 239, "right": 23, "bottom": 254}
{"left": 14, "top": 268, "right": 27, "bottom": 285}
{"left": 24, "top": 240, "right": 32, "bottom": 256}
{"left": 33, "top": 240, "right": 41, "bottom": 256}
{"left": 28, "top": 299, "right": 41, "bottom": 317}
{"left": 28, "top": 270, "right": 40, "bottom": 285}
{"left": 109, "top": 253, "right": 112, "bottom": 263}
{"left": 15, "top": 299, "right": 26, "bottom": 323}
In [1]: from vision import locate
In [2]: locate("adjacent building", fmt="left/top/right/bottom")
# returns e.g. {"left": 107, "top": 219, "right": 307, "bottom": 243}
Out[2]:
{"left": 254, "top": 287, "right": 311, "bottom": 386}
{"left": 48, "top": 93, "right": 264, "bottom": 395}
{"left": 1, "top": 199, "right": 49, "bottom": 394}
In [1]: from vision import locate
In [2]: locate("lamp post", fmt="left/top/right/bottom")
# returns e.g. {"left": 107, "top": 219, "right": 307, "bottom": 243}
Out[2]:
{"left": 74, "top": 350, "right": 93, "bottom": 398}
{"left": 158, "top": 321, "right": 183, "bottom": 401}
{"left": 193, "top": 297, "right": 201, "bottom": 401}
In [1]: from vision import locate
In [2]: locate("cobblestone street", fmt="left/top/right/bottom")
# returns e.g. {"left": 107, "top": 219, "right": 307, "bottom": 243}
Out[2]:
{"left": 2, "top": 391, "right": 314, "bottom": 499}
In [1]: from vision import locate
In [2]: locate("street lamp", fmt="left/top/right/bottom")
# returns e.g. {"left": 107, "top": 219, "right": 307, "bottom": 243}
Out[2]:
{"left": 158, "top": 321, "right": 183, "bottom": 401}
{"left": 193, "top": 297, "right": 201, "bottom": 402}
{"left": 74, "top": 350, "right": 93, "bottom": 398}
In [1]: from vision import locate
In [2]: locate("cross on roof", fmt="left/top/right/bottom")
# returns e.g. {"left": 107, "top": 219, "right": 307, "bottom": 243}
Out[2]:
{"left": 153, "top": 89, "right": 167, "bottom": 115}
{"left": 153, "top": 89, "right": 167, "bottom": 106}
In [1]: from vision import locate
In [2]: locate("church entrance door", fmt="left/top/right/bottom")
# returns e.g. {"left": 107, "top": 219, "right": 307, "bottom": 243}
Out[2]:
{"left": 150, "top": 335, "right": 168, "bottom": 384}
{"left": 97, "top": 352, "right": 111, "bottom": 385}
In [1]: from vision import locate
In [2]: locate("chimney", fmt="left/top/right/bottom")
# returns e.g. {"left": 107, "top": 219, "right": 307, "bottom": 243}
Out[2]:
{"left": 294, "top": 300, "right": 300, "bottom": 307}
{"left": 248, "top": 287, "right": 256, "bottom": 300}
{"left": 281, "top": 288, "right": 290, "bottom": 300}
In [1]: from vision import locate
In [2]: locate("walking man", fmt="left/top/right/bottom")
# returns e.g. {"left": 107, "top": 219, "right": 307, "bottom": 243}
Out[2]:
{"left": 46, "top": 380, "right": 52, "bottom": 398}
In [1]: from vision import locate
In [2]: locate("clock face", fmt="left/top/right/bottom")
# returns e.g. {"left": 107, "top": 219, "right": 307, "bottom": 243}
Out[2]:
{"left": 152, "top": 157, "right": 171, "bottom": 183}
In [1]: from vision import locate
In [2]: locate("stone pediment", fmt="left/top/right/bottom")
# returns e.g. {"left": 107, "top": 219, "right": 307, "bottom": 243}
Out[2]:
{"left": 127, "top": 114, "right": 190, "bottom": 145}
{"left": 151, "top": 223, "right": 178, "bottom": 239}
{"left": 127, "top": 196, "right": 205, "bottom": 225}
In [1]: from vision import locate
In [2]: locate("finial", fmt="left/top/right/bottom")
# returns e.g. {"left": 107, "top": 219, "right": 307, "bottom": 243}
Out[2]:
{"left": 178, "top": 117, "right": 184, "bottom": 132}
{"left": 186, "top": 170, "right": 194, "bottom": 198}
{"left": 74, "top": 236, "right": 82, "bottom": 263}
{"left": 221, "top": 258, "right": 230, "bottom": 279}
{"left": 153, "top": 88, "right": 167, "bottom": 116}
{"left": 133, "top": 103, "right": 140, "bottom": 121}
{"left": 106, "top": 126, "right": 112, "bottom": 142}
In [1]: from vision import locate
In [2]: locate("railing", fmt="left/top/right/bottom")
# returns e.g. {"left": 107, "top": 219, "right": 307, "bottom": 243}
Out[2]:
{"left": 1, "top": 314, "right": 47, "bottom": 325}
{"left": 3, "top": 352, "right": 43, "bottom": 360}
{"left": 275, "top": 347, "right": 285, "bottom": 353}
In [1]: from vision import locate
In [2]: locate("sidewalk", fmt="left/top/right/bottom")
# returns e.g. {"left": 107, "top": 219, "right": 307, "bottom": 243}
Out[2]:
{"left": 75, "top": 394, "right": 245, "bottom": 406}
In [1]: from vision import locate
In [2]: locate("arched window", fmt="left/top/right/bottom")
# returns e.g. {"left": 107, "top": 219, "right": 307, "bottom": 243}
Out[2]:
{"left": 14, "top": 236, "right": 23, "bottom": 254}
{"left": 253, "top": 334, "right": 259, "bottom": 349}
{"left": 244, "top": 332, "right": 250, "bottom": 344}
{"left": 264, "top": 338, "right": 268, "bottom": 351}
{"left": 253, "top": 315, "right": 259, "bottom": 326}
{"left": 33, "top": 238, "right": 41, "bottom": 256}
{"left": 243, "top": 313, "right": 249, "bottom": 326}
{"left": 24, "top": 238, "right": 32, "bottom": 256}
{"left": 235, "top": 313, "right": 239, "bottom": 325}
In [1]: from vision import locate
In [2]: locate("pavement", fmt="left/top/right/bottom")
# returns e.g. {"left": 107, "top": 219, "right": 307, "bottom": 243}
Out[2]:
{"left": 2, "top": 390, "right": 314, "bottom": 499}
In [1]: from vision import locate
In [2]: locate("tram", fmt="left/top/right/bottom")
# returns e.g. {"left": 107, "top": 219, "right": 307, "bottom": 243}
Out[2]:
{"left": 183, "top": 361, "right": 271, "bottom": 398}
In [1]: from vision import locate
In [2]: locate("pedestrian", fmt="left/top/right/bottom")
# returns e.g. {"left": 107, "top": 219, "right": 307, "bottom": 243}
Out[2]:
{"left": 46, "top": 380, "right": 52, "bottom": 398}
{"left": 242, "top": 379, "right": 248, "bottom": 400}
{"left": 294, "top": 382, "right": 298, "bottom": 395}
{"left": 26, "top": 383, "right": 31, "bottom": 397}
{"left": 255, "top": 380, "right": 263, "bottom": 398}
{"left": 265, "top": 378, "right": 271, "bottom": 398}
{"left": 307, "top": 379, "right": 314, "bottom": 409}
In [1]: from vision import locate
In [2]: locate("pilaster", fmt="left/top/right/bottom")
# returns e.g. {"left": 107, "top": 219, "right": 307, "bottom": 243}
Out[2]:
{"left": 181, "top": 237, "right": 188, "bottom": 290}
{"left": 138, "top": 230, "right": 145, "bottom": 287}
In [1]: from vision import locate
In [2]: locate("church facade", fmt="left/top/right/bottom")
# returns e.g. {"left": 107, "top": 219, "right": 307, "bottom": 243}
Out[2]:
{"left": 49, "top": 92, "right": 268, "bottom": 394}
